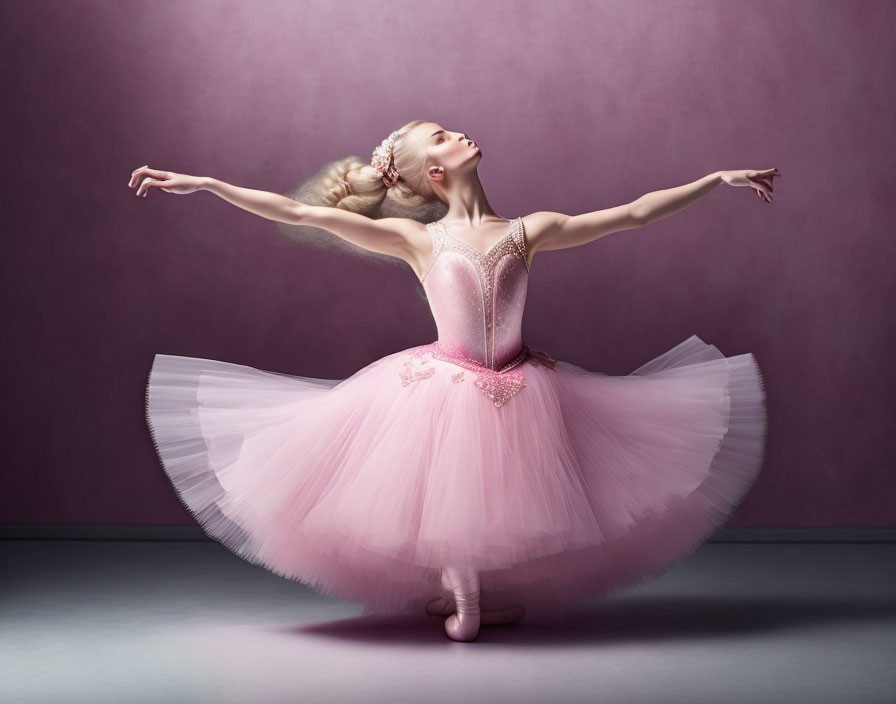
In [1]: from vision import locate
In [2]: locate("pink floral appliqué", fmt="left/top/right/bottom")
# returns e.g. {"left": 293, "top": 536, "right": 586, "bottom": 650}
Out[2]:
{"left": 398, "top": 342, "right": 555, "bottom": 408}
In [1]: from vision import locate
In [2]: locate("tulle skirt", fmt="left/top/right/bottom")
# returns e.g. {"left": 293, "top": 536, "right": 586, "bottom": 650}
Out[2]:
{"left": 145, "top": 335, "right": 767, "bottom": 622}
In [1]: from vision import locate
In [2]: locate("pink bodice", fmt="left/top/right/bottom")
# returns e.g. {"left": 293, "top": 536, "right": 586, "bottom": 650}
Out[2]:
{"left": 420, "top": 217, "right": 531, "bottom": 371}
{"left": 399, "top": 217, "right": 556, "bottom": 408}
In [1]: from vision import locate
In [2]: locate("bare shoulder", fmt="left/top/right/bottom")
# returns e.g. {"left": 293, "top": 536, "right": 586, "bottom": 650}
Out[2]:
{"left": 520, "top": 204, "right": 641, "bottom": 254}
{"left": 519, "top": 211, "right": 567, "bottom": 254}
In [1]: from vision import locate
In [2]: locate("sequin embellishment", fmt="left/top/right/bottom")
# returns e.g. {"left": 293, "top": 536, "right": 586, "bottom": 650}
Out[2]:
{"left": 398, "top": 342, "right": 549, "bottom": 407}
{"left": 399, "top": 354, "right": 436, "bottom": 386}
{"left": 420, "top": 217, "right": 530, "bottom": 370}
{"left": 420, "top": 217, "right": 530, "bottom": 284}
{"left": 404, "top": 217, "right": 553, "bottom": 407}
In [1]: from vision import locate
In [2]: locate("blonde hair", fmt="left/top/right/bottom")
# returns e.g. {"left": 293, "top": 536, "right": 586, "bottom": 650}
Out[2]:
{"left": 275, "top": 120, "right": 449, "bottom": 274}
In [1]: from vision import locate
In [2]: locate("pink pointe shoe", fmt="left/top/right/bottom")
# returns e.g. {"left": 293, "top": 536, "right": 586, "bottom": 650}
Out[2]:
{"left": 426, "top": 568, "right": 528, "bottom": 625}
{"left": 442, "top": 567, "right": 481, "bottom": 642}
{"left": 425, "top": 567, "right": 458, "bottom": 616}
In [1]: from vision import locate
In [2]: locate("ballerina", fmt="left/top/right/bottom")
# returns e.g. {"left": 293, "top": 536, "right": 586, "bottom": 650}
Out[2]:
{"left": 133, "top": 121, "right": 775, "bottom": 642}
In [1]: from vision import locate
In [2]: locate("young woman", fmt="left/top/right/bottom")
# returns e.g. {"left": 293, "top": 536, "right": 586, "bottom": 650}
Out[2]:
{"left": 134, "top": 120, "right": 776, "bottom": 642}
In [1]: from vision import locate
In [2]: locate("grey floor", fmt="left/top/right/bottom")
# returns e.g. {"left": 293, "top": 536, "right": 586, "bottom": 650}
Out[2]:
{"left": 1, "top": 539, "right": 894, "bottom": 704}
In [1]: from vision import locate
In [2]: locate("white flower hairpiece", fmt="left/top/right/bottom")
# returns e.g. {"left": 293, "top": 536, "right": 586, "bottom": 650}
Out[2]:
{"left": 370, "top": 130, "right": 403, "bottom": 187}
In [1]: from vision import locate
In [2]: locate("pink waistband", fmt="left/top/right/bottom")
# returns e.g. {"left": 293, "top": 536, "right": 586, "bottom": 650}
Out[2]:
{"left": 401, "top": 342, "right": 557, "bottom": 408}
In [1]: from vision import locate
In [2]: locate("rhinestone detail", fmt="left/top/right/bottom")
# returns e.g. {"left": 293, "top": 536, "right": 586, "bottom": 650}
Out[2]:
{"left": 398, "top": 356, "right": 437, "bottom": 386}
{"left": 420, "top": 217, "right": 529, "bottom": 282}
{"left": 406, "top": 217, "right": 554, "bottom": 407}
{"left": 399, "top": 342, "right": 549, "bottom": 408}
{"left": 420, "top": 217, "right": 529, "bottom": 370}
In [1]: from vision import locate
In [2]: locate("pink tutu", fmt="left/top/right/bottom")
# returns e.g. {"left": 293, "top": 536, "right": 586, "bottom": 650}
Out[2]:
{"left": 145, "top": 218, "right": 767, "bottom": 622}
{"left": 145, "top": 334, "right": 765, "bottom": 622}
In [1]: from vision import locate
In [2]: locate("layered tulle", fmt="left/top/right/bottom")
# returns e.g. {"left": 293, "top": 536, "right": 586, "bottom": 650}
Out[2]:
{"left": 145, "top": 334, "right": 766, "bottom": 622}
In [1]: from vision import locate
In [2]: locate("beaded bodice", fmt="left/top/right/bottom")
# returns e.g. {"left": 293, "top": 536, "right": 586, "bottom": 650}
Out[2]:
{"left": 399, "top": 217, "right": 556, "bottom": 408}
{"left": 420, "top": 217, "right": 530, "bottom": 371}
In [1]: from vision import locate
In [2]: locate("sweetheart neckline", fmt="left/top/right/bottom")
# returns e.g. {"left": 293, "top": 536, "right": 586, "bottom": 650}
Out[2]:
{"left": 419, "top": 217, "right": 529, "bottom": 284}
{"left": 433, "top": 218, "right": 517, "bottom": 259}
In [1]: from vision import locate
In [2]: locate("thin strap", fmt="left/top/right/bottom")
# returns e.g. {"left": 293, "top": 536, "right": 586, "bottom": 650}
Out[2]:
{"left": 513, "top": 217, "right": 530, "bottom": 272}
{"left": 419, "top": 222, "right": 441, "bottom": 283}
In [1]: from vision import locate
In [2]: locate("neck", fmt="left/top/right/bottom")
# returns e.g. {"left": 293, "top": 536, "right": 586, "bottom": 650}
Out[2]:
{"left": 438, "top": 170, "right": 502, "bottom": 226}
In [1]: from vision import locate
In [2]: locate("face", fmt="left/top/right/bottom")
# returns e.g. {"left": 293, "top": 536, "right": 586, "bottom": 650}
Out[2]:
{"left": 416, "top": 122, "right": 481, "bottom": 179}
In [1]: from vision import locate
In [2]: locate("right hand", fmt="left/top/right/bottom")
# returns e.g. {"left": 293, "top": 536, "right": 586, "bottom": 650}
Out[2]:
{"left": 128, "top": 165, "right": 204, "bottom": 197}
{"left": 719, "top": 168, "right": 779, "bottom": 204}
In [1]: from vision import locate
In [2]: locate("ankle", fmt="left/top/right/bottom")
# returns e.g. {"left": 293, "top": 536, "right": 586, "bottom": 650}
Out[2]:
{"left": 454, "top": 587, "right": 481, "bottom": 615}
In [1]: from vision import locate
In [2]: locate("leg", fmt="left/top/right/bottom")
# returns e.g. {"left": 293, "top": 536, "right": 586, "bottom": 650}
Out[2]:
{"left": 426, "top": 566, "right": 527, "bottom": 624}
{"left": 427, "top": 598, "right": 527, "bottom": 623}
{"left": 442, "top": 565, "right": 481, "bottom": 642}
{"left": 424, "top": 566, "right": 458, "bottom": 616}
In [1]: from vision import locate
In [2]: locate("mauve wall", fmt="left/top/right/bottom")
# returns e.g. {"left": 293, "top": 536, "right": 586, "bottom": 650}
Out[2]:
{"left": 2, "top": 0, "right": 893, "bottom": 527}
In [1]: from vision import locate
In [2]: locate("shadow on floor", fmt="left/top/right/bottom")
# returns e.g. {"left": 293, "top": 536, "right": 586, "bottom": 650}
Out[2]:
{"left": 280, "top": 594, "right": 896, "bottom": 645}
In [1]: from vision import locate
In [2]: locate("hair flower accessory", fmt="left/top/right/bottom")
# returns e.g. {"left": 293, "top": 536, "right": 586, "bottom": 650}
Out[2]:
{"left": 371, "top": 130, "right": 403, "bottom": 188}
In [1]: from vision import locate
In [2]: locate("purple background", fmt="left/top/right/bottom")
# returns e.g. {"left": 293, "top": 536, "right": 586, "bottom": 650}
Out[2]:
{"left": 2, "top": 0, "right": 893, "bottom": 527}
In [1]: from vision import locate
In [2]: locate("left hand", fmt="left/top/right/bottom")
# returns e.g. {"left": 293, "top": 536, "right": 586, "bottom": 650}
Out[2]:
{"left": 720, "top": 168, "right": 780, "bottom": 204}
{"left": 128, "top": 166, "right": 204, "bottom": 197}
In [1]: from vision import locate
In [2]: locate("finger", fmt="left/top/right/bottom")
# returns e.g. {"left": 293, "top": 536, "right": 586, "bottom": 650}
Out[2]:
{"left": 753, "top": 177, "right": 773, "bottom": 193}
{"left": 140, "top": 168, "right": 171, "bottom": 181}
{"left": 749, "top": 177, "right": 772, "bottom": 197}
{"left": 129, "top": 165, "right": 149, "bottom": 188}
{"left": 133, "top": 170, "right": 169, "bottom": 191}
{"left": 136, "top": 177, "right": 160, "bottom": 197}
{"left": 130, "top": 167, "right": 169, "bottom": 188}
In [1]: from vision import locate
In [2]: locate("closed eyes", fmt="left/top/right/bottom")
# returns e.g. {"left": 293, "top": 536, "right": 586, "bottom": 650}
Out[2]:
{"left": 431, "top": 129, "right": 468, "bottom": 145}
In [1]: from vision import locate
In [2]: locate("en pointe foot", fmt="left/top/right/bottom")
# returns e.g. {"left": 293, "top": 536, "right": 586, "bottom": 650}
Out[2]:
{"left": 444, "top": 609, "right": 480, "bottom": 641}
{"left": 427, "top": 599, "right": 526, "bottom": 625}
{"left": 426, "top": 568, "right": 458, "bottom": 616}
{"left": 443, "top": 569, "right": 481, "bottom": 642}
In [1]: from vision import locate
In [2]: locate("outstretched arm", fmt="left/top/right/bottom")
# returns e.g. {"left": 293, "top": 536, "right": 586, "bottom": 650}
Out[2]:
{"left": 129, "top": 167, "right": 304, "bottom": 223}
{"left": 526, "top": 168, "right": 778, "bottom": 255}
{"left": 632, "top": 171, "right": 725, "bottom": 226}
{"left": 128, "top": 166, "right": 423, "bottom": 261}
